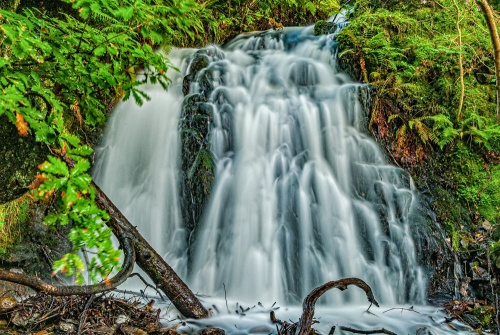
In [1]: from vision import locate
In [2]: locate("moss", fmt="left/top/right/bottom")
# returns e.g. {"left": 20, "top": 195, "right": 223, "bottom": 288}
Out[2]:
{"left": 0, "top": 193, "right": 34, "bottom": 256}
{"left": 336, "top": 0, "right": 499, "bottom": 216}
{"left": 313, "top": 20, "right": 334, "bottom": 35}
{"left": 449, "top": 144, "right": 500, "bottom": 224}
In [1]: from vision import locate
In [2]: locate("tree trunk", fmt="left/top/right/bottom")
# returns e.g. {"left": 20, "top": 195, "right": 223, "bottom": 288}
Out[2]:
{"left": 92, "top": 181, "right": 209, "bottom": 319}
{"left": 477, "top": 0, "right": 500, "bottom": 123}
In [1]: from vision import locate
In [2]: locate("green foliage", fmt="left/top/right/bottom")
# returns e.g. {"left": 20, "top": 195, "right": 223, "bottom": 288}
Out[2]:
{"left": 338, "top": 1, "right": 500, "bottom": 164}
{"left": 338, "top": 2, "right": 500, "bottom": 299}
{"left": 450, "top": 144, "right": 500, "bottom": 223}
{"left": 200, "top": 0, "right": 340, "bottom": 40}
{"left": 0, "top": 0, "right": 209, "bottom": 282}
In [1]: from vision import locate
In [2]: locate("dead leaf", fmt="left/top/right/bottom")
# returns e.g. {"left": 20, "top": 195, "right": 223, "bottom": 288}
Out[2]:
{"left": 15, "top": 112, "right": 29, "bottom": 137}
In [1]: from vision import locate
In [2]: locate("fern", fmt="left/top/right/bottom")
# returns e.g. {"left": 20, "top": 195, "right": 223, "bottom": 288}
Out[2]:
{"left": 91, "top": 10, "right": 120, "bottom": 24}
{"left": 304, "top": 1, "right": 317, "bottom": 15}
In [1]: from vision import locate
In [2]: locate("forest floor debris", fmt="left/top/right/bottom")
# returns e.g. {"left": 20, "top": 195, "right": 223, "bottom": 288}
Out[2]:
{"left": 0, "top": 292, "right": 182, "bottom": 334}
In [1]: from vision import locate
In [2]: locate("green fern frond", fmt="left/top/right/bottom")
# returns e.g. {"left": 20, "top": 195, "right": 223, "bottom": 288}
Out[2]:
{"left": 102, "top": 24, "right": 129, "bottom": 33}
{"left": 439, "top": 127, "right": 459, "bottom": 149}
{"left": 91, "top": 10, "right": 120, "bottom": 24}
{"left": 304, "top": 1, "right": 317, "bottom": 15}
{"left": 412, "top": 119, "right": 433, "bottom": 144}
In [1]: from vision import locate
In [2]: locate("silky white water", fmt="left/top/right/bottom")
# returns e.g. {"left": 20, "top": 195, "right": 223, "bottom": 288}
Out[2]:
{"left": 93, "top": 26, "right": 471, "bottom": 334}
{"left": 186, "top": 29, "right": 425, "bottom": 305}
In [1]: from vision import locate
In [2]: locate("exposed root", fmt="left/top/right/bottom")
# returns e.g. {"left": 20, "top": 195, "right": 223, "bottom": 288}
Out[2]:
{"left": 276, "top": 278, "right": 396, "bottom": 335}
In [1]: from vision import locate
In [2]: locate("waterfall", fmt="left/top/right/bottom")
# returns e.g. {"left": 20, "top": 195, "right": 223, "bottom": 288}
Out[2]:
{"left": 93, "top": 26, "right": 426, "bottom": 307}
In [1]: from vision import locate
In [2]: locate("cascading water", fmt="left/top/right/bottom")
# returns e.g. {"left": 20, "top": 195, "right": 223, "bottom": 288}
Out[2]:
{"left": 93, "top": 23, "right": 470, "bottom": 335}
{"left": 92, "top": 50, "right": 191, "bottom": 278}
{"left": 187, "top": 27, "right": 425, "bottom": 305}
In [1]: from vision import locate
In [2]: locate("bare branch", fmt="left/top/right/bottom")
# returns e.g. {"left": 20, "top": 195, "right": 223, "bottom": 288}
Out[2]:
{"left": 0, "top": 235, "right": 135, "bottom": 296}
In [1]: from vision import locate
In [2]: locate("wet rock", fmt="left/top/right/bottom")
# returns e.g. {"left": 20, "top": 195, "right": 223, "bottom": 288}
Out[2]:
{"left": 0, "top": 199, "right": 72, "bottom": 282}
{"left": 116, "top": 314, "right": 130, "bottom": 324}
{"left": 461, "top": 313, "right": 482, "bottom": 329}
{"left": 248, "top": 325, "right": 274, "bottom": 334}
{"left": 0, "top": 116, "right": 49, "bottom": 204}
{"left": 11, "top": 311, "right": 39, "bottom": 327}
{"left": 179, "top": 47, "right": 226, "bottom": 236}
{"left": 470, "top": 263, "right": 490, "bottom": 281}
{"left": 183, "top": 73, "right": 195, "bottom": 96}
{"left": 182, "top": 47, "right": 225, "bottom": 97}
{"left": 188, "top": 54, "right": 210, "bottom": 77}
{"left": 0, "top": 297, "right": 17, "bottom": 312}
{"left": 59, "top": 321, "right": 76, "bottom": 332}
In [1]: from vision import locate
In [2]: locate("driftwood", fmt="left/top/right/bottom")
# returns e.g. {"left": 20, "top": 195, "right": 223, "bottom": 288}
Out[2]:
{"left": 275, "top": 278, "right": 388, "bottom": 335}
{"left": 0, "top": 156, "right": 208, "bottom": 320}
{"left": 297, "top": 278, "right": 379, "bottom": 335}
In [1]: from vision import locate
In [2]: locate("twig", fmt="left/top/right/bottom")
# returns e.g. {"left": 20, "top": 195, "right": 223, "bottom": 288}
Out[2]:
{"left": 223, "top": 283, "right": 229, "bottom": 313}
{"left": 270, "top": 311, "right": 283, "bottom": 324}
{"left": 39, "top": 246, "right": 67, "bottom": 286}
{"left": 112, "top": 289, "right": 162, "bottom": 301}
{"left": 128, "top": 272, "right": 166, "bottom": 301}
{"left": 382, "top": 306, "right": 421, "bottom": 314}
{"left": 77, "top": 294, "right": 95, "bottom": 335}
{"left": 339, "top": 326, "right": 397, "bottom": 335}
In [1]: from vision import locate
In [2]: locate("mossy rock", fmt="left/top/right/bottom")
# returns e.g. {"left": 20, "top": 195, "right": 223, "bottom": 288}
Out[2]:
{"left": 0, "top": 116, "right": 49, "bottom": 204}
{"left": 182, "top": 47, "right": 225, "bottom": 96}
{"left": 314, "top": 20, "right": 335, "bottom": 35}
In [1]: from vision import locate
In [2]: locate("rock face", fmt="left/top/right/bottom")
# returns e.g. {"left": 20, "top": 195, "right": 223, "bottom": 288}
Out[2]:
{"left": 0, "top": 116, "right": 71, "bottom": 280}
{"left": 0, "top": 116, "right": 49, "bottom": 204}
{"left": 179, "top": 47, "right": 224, "bottom": 235}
